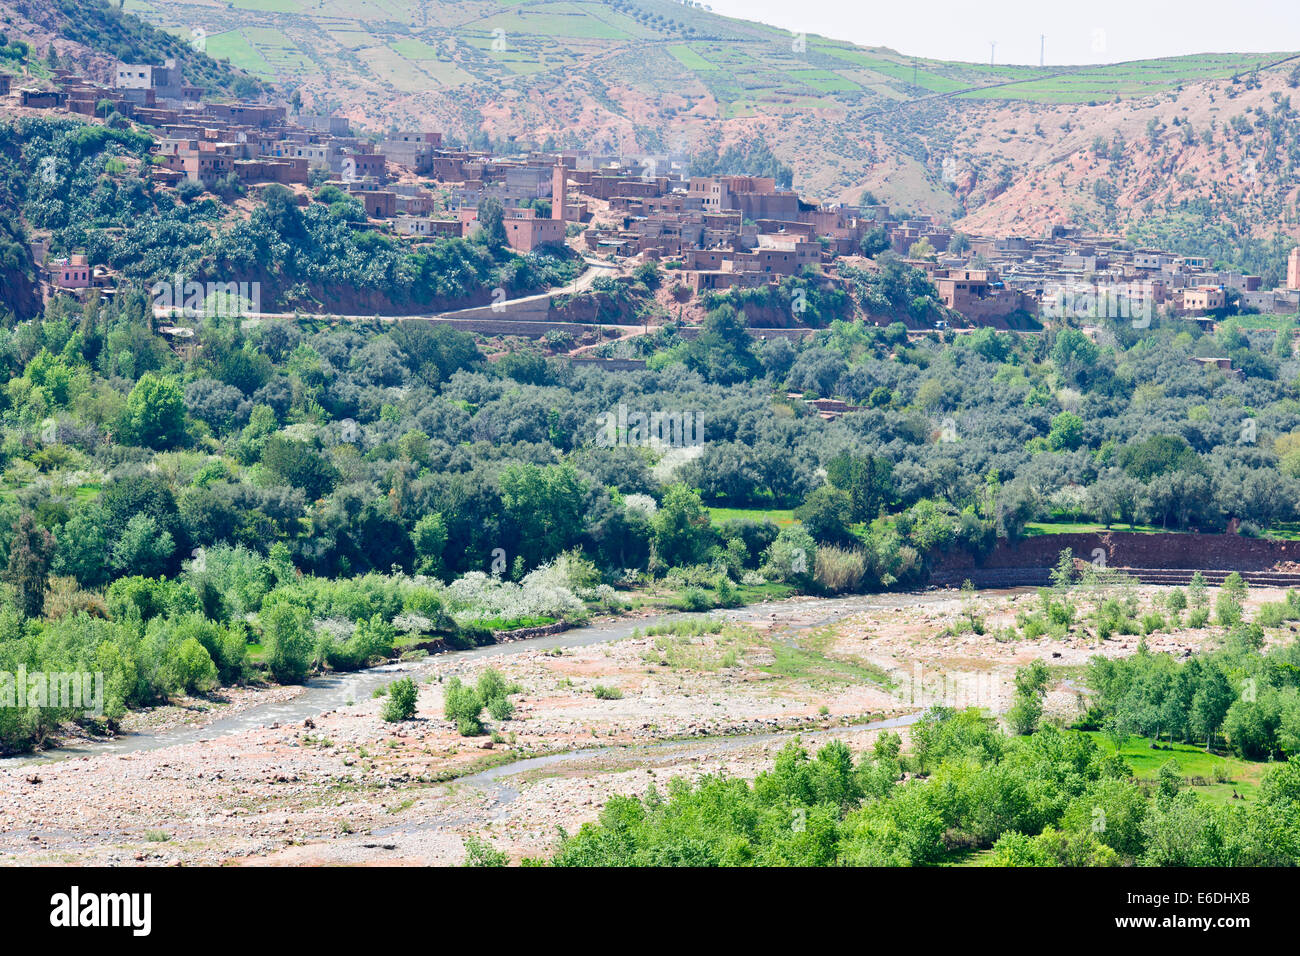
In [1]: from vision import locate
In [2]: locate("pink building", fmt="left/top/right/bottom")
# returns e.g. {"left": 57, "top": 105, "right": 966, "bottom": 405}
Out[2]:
{"left": 503, "top": 208, "right": 564, "bottom": 252}
{"left": 461, "top": 206, "right": 565, "bottom": 252}
{"left": 52, "top": 254, "right": 92, "bottom": 290}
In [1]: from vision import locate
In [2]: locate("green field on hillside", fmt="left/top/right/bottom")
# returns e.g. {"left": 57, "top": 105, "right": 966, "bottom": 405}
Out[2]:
{"left": 131, "top": 0, "right": 1296, "bottom": 111}
{"left": 959, "top": 53, "right": 1294, "bottom": 103}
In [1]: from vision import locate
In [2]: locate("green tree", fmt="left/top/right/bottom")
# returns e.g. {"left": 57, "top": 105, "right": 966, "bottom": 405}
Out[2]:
{"left": 475, "top": 197, "right": 508, "bottom": 249}
{"left": 412, "top": 512, "right": 448, "bottom": 577}
{"left": 1047, "top": 411, "right": 1084, "bottom": 451}
{"left": 109, "top": 513, "right": 175, "bottom": 577}
{"left": 52, "top": 504, "right": 110, "bottom": 588}
{"left": 1050, "top": 328, "right": 1100, "bottom": 387}
{"left": 1189, "top": 665, "right": 1234, "bottom": 750}
{"left": 796, "top": 485, "right": 855, "bottom": 545}
{"left": 260, "top": 436, "right": 339, "bottom": 500}
{"left": 1007, "top": 660, "right": 1051, "bottom": 735}
{"left": 682, "top": 305, "right": 761, "bottom": 384}
{"left": 499, "top": 462, "right": 587, "bottom": 569}
{"left": 650, "top": 484, "right": 712, "bottom": 568}
{"left": 825, "top": 451, "right": 895, "bottom": 521}
{"left": 3, "top": 514, "right": 55, "bottom": 618}
{"left": 1215, "top": 572, "right": 1247, "bottom": 626}
{"left": 119, "top": 373, "right": 187, "bottom": 450}
{"left": 261, "top": 601, "right": 313, "bottom": 684}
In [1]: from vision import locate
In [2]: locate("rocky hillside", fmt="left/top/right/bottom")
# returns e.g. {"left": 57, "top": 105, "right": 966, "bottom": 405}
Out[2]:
{"left": 6, "top": 0, "right": 1298, "bottom": 277}
{"left": 0, "top": 0, "right": 263, "bottom": 94}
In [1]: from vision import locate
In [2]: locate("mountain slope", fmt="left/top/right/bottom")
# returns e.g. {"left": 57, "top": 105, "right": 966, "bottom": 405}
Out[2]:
{"left": 8, "top": 0, "right": 1298, "bottom": 278}
{"left": 0, "top": 0, "right": 265, "bottom": 94}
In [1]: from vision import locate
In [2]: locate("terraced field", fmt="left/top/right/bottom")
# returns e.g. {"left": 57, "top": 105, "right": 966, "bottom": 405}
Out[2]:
{"left": 115, "top": 0, "right": 1299, "bottom": 226}
{"left": 129, "top": 0, "right": 1287, "bottom": 108}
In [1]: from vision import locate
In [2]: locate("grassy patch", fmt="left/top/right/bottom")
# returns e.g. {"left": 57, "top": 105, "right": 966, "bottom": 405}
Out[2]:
{"left": 1085, "top": 732, "right": 1266, "bottom": 804}
{"left": 708, "top": 506, "right": 797, "bottom": 526}
{"left": 754, "top": 623, "right": 893, "bottom": 691}
{"left": 763, "top": 639, "right": 891, "bottom": 690}
{"left": 667, "top": 44, "right": 717, "bottom": 72}
{"left": 1024, "top": 520, "right": 1169, "bottom": 536}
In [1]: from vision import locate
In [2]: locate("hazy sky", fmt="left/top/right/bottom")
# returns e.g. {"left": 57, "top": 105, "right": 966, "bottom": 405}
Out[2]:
{"left": 702, "top": 0, "right": 1300, "bottom": 65}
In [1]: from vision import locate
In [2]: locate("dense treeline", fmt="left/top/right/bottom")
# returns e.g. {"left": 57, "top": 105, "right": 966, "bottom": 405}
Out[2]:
{"left": 1, "top": 285, "right": 1297, "bottom": 751}
{"left": 1085, "top": 581, "right": 1300, "bottom": 759}
{"left": 546, "top": 709, "right": 1300, "bottom": 866}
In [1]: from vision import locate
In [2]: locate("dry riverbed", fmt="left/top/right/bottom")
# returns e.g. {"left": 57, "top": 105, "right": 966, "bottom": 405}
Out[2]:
{"left": 0, "top": 586, "right": 1285, "bottom": 866}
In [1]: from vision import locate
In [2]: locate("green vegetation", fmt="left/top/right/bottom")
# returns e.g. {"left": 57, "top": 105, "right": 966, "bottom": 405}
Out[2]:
{"left": 3, "top": 86, "right": 1300, "bottom": 763}
{"left": 443, "top": 668, "right": 520, "bottom": 736}
{"left": 1083, "top": 590, "right": 1300, "bottom": 760}
{"left": 0, "top": 117, "right": 580, "bottom": 321}
{"left": 380, "top": 676, "right": 418, "bottom": 722}
{"left": 547, "top": 710, "right": 1300, "bottom": 866}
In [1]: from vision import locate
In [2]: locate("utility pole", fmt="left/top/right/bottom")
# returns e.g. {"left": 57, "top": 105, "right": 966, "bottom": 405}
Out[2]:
{"left": 989, "top": 41, "right": 996, "bottom": 66}
{"left": 1040, "top": 34, "right": 1046, "bottom": 67}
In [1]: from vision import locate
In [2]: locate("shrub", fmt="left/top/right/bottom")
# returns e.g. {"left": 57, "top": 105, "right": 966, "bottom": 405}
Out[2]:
{"left": 592, "top": 684, "right": 624, "bottom": 700}
{"left": 761, "top": 526, "right": 816, "bottom": 586}
{"left": 1255, "top": 601, "right": 1298, "bottom": 628}
{"left": 676, "top": 587, "right": 712, "bottom": 611}
{"left": 1140, "top": 612, "right": 1167, "bottom": 635}
{"left": 171, "top": 637, "right": 218, "bottom": 694}
{"left": 443, "top": 668, "right": 520, "bottom": 734}
{"left": 381, "top": 677, "right": 418, "bottom": 722}
{"left": 463, "top": 836, "right": 508, "bottom": 867}
{"left": 261, "top": 601, "right": 314, "bottom": 684}
{"left": 443, "top": 677, "right": 484, "bottom": 735}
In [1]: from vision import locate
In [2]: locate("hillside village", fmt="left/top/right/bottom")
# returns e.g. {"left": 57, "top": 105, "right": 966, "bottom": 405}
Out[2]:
{"left": 7, "top": 56, "right": 1300, "bottom": 336}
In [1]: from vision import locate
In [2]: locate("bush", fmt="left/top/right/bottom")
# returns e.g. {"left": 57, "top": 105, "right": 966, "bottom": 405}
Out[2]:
{"left": 676, "top": 587, "right": 713, "bottom": 611}
{"left": 443, "top": 677, "right": 484, "bottom": 735}
{"left": 443, "top": 668, "right": 519, "bottom": 734}
{"left": 1255, "top": 601, "right": 1297, "bottom": 628}
{"left": 761, "top": 526, "right": 816, "bottom": 586}
{"left": 592, "top": 684, "right": 624, "bottom": 700}
{"left": 261, "top": 601, "right": 313, "bottom": 684}
{"left": 1140, "top": 612, "right": 1167, "bottom": 635}
{"left": 463, "top": 836, "right": 508, "bottom": 867}
{"left": 171, "top": 637, "right": 218, "bottom": 694}
{"left": 381, "top": 677, "right": 418, "bottom": 722}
